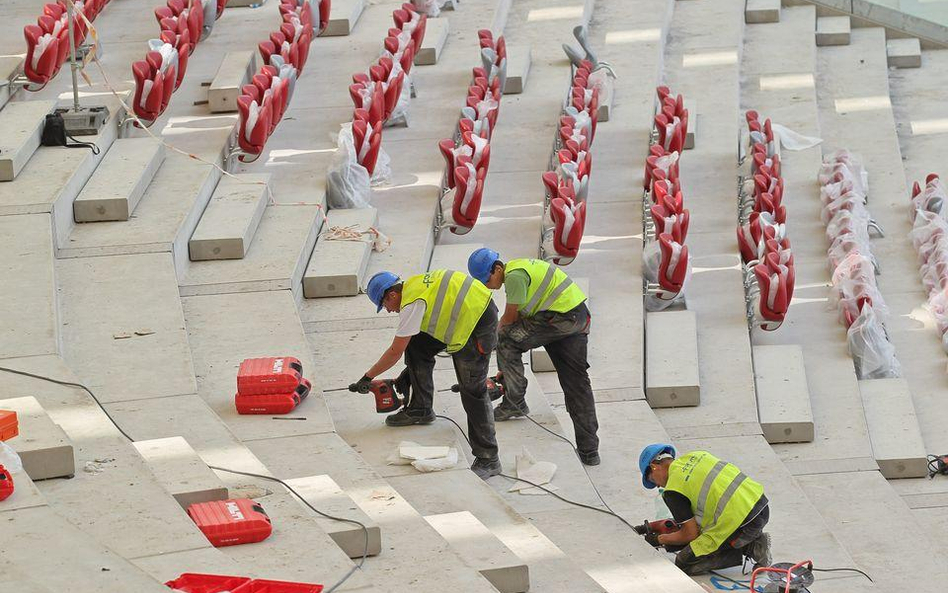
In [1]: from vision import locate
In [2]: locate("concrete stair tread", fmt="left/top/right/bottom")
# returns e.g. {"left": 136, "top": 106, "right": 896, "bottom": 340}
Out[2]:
{"left": 502, "top": 44, "right": 532, "bottom": 95}
{"left": 0, "top": 55, "right": 23, "bottom": 110}
{"left": 322, "top": 0, "right": 365, "bottom": 36}
{"left": 745, "top": 0, "right": 780, "bottom": 24}
{"left": 886, "top": 37, "right": 921, "bottom": 68}
{"left": 645, "top": 310, "right": 700, "bottom": 408}
{"left": 208, "top": 51, "right": 257, "bottom": 113}
{"left": 753, "top": 344, "right": 815, "bottom": 443}
{"left": 133, "top": 435, "right": 229, "bottom": 509}
{"left": 189, "top": 173, "right": 270, "bottom": 261}
{"left": 858, "top": 378, "right": 928, "bottom": 479}
{"left": 73, "top": 137, "right": 165, "bottom": 222}
{"left": 0, "top": 395, "right": 75, "bottom": 481}
{"left": 0, "top": 100, "right": 57, "bottom": 181}
{"left": 416, "top": 16, "right": 450, "bottom": 66}
{"left": 816, "top": 16, "right": 851, "bottom": 46}
{"left": 303, "top": 207, "right": 378, "bottom": 298}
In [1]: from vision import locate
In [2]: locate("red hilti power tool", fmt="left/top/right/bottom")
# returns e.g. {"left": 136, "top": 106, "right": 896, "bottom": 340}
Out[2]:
{"left": 449, "top": 373, "right": 506, "bottom": 401}
{"left": 0, "top": 464, "right": 14, "bottom": 502}
{"left": 633, "top": 519, "right": 681, "bottom": 546}
{"left": 328, "top": 368, "right": 412, "bottom": 413}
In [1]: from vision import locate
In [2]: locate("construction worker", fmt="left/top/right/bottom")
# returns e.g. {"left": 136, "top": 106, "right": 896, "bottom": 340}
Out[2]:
{"left": 467, "top": 248, "right": 599, "bottom": 466}
{"left": 638, "top": 444, "right": 772, "bottom": 575}
{"left": 351, "top": 270, "right": 502, "bottom": 480}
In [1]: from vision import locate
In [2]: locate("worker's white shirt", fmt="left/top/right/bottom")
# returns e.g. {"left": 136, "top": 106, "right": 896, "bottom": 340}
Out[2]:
{"left": 395, "top": 301, "right": 426, "bottom": 337}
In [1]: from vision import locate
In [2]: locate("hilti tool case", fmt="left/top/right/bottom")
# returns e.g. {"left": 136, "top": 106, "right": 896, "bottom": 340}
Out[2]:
{"left": 187, "top": 499, "right": 272, "bottom": 547}
{"left": 235, "top": 357, "right": 311, "bottom": 415}
{"left": 0, "top": 409, "right": 18, "bottom": 441}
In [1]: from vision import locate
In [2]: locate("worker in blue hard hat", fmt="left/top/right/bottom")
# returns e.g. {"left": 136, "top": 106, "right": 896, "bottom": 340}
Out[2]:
{"left": 639, "top": 444, "right": 772, "bottom": 575}
{"left": 352, "top": 269, "right": 502, "bottom": 480}
{"left": 467, "top": 247, "right": 600, "bottom": 466}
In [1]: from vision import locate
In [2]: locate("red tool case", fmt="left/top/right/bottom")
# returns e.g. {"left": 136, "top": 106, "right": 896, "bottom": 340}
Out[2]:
{"left": 237, "top": 580, "right": 323, "bottom": 593}
{"left": 165, "top": 573, "right": 251, "bottom": 592}
{"left": 187, "top": 499, "right": 272, "bottom": 547}
{"left": 235, "top": 378, "right": 311, "bottom": 415}
{"left": 0, "top": 465, "right": 14, "bottom": 502}
{"left": 0, "top": 410, "right": 18, "bottom": 441}
{"left": 237, "top": 357, "right": 304, "bottom": 395}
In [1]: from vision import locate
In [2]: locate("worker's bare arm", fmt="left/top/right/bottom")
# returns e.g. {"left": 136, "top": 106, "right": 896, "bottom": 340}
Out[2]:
{"left": 658, "top": 519, "right": 699, "bottom": 547}
{"left": 366, "top": 335, "right": 411, "bottom": 378}
{"left": 499, "top": 303, "right": 520, "bottom": 328}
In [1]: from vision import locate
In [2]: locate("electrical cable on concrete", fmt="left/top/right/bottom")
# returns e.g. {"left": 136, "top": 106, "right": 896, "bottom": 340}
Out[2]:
{"left": 0, "top": 365, "right": 368, "bottom": 593}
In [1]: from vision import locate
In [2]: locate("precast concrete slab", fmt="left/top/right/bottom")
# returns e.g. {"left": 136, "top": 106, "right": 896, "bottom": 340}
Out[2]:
{"left": 182, "top": 289, "right": 336, "bottom": 440}
{"left": 179, "top": 203, "right": 323, "bottom": 297}
{"left": 858, "top": 378, "right": 928, "bottom": 479}
{"left": 303, "top": 207, "right": 379, "bottom": 298}
{"left": 745, "top": 0, "right": 780, "bottom": 23}
{"left": 322, "top": 0, "right": 365, "bottom": 36}
{"left": 0, "top": 396, "right": 74, "bottom": 480}
{"left": 0, "top": 100, "right": 56, "bottom": 181}
{"left": 753, "top": 345, "right": 815, "bottom": 443}
{"left": 0, "top": 214, "right": 58, "bottom": 360}
{"left": 645, "top": 310, "right": 700, "bottom": 407}
{"left": 0, "top": 55, "right": 23, "bottom": 109}
{"left": 502, "top": 44, "right": 532, "bottom": 95}
{"left": 208, "top": 51, "right": 257, "bottom": 113}
{"left": 73, "top": 138, "right": 165, "bottom": 222}
{"left": 425, "top": 511, "right": 530, "bottom": 593}
{"left": 886, "top": 37, "right": 922, "bottom": 68}
{"left": 284, "top": 474, "right": 382, "bottom": 558}
{"left": 132, "top": 547, "right": 245, "bottom": 584}
{"left": 57, "top": 252, "right": 197, "bottom": 403}
{"left": 133, "top": 436, "right": 229, "bottom": 509}
{"left": 529, "top": 277, "right": 589, "bottom": 372}
{"left": 817, "top": 16, "right": 851, "bottom": 45}
{"left": 415, "top": 17, "right": 450, "bottom": 66}
{"left": 189, "top": 173, "right": 270, "bottom": 260}
{"left": 0, "top": 557, "right": 53, "bottom": 593}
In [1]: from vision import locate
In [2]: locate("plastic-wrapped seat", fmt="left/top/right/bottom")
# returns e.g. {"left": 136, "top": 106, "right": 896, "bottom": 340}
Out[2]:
{"left": 656, "top": 233, "right": 688, "bottom": 297}
{"left": 546, "top": 197, "right": 586, "bottom": 264}
{"left": 393, "top": 3, "right": 426, "bottom": 49}
{"left": 236, "top": 95, "right": 271, "bottom": 161}
{"left": 753, "top": 259, "right": 791, "bottom": 331}
{"left": 349, "top": 81, "right": 385, "bottom": 128}
{"left": 352, "top": 117, "right": 382, "bottom": 176}
{"left": 439, "top": 132, "right": 489, "bottom": 189}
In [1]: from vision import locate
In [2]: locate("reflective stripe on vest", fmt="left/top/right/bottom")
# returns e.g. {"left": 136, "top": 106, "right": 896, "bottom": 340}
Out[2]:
{"left": 664, "top": 451, "right": 764, "bottom": 557}
{"left": 401, "top": 269, "right": 492, "bottom": 353}
{"left": 506, "top": 258, "right": 586, "bottom": 316}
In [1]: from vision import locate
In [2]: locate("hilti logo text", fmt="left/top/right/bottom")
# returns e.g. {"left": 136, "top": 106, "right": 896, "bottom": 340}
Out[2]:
{"left": 272, "top": 359, "right": 284, "bottom": 373}
{"left": 226, "top": 501, "right": 245, "bottom": 521}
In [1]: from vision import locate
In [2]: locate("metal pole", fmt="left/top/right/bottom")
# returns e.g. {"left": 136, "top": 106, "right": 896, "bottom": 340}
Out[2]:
{"left": 66, "top": 1, "right": 81, "bottom": 112}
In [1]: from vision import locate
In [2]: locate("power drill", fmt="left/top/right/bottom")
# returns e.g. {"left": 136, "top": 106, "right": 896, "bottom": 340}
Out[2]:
{"left": 633, "top": 519, "right": 681, "bottom": 547}
{"left": 450, "top": 373, "right": 506, "bottom": 401}
{"left": 350, "top": 379, "right": 406, "bottom": 413}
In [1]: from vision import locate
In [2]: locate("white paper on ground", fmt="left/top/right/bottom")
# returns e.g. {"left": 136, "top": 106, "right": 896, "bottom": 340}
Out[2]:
{"left": 413, "top": 448, "right": 459, "bottom": 472}
{"left": 387, "top": 440, "right": 459, "bottom": 472}
{"left": 509, "top": 446, "right": 558, "bottom": 494}
{"left": 771, "top": 123, "right": 822, "bottom": 151}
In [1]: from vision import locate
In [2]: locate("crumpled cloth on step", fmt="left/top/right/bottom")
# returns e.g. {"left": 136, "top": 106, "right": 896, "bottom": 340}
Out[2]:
{"left": 509, "top": 446, "right": 558, "bottom": 495}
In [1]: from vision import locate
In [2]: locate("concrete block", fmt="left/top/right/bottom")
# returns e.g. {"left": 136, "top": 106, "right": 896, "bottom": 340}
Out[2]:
{"left": 415, "top": 17, "right": 450, "bottom": 66}
{"left": 816, "top": 16, "right": 851, "bottom": 46}
{"left": 0, "top": 55, "right": 23, "bottom": 110}
{"left": 132, "top": 436, "right": 228, "bottom": 510}
{"left": 0, "top": 396, "right": 75, "bottom": 480}
{"left": 189, "top": 174, "right": 269, "bottom": 260}
{"left": 886, "top": 38, "right": 921, "bottom": 68}
{"left": 321, "top": 0, "right": 364, "bottom": 37}
{"left": 745, "top": 0, "right": 780, "bottom": 23}
{"left": 530, "top": 277, "right": 589, "bottom": 372}
{"left": 73, "top": 138, "right": 165, "bottom": 222}
{"left": 0, "top": 100, "right": 57, "bottom": 181}
{"left": 595, "top": 73, "right": 615, "bottom": 123}
{"left": 425, "top": 511, "right": 530, "bottom": 593}
{"left": 284, "top": 474, "right": 382, "bottom": 558}
{"left": 503, "top": 45, "right": 532, "bottom": 95}
{"left": 684, "top": 98, "right": 697, "bottom": 149}
{"left": 753, "top": 345, "right": 814, "bottom": 443}
{"left": 303, "top": 207, "right": 378, "bottom": 298}
{"left": 859, "top": 378, "right": 929, "bottom": 479}
{"left": 645, "top": 310, "right": 700, "bottom": 407}
{"left": 208, "top": 51, "right": 257, "bottom": 113}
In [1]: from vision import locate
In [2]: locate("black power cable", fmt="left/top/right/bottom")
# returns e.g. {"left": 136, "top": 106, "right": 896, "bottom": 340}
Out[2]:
{"left": 0, "top": 365, "right": 368, "bottom": 593}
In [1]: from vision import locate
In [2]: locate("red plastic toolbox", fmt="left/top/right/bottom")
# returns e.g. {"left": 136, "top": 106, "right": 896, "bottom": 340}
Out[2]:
{"left": 187, "top": 499, "right": 272, "bottom": 547}
{"left": 234, "top": 580, "right": 324, "bottom": 593}
{"left": 0, "top": 465, "right": 14, "bottom": 502}
{"left": 165, "top": 573, "right": 251, "bottom": 592}
{"left": 0, "top": 410, "right": 18, "bottom": 441}
{"left": 235, "top": 378, "right": 311, "bottom": 415}
{"left": 237, "top": 357, "right": 303, "bottom": 396}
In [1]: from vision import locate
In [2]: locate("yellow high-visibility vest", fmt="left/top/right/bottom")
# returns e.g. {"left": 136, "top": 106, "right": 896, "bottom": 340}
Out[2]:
{"left": 505, "top": 258, "right": 586, "bottom": 316}
{"left": 401, "top": 269, "right": 492, "bottom": 353}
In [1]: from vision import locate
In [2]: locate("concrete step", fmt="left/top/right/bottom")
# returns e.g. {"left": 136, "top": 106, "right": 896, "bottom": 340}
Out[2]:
{"left": 133, "top": 547, "right": 246, "bottom": 585}
{"left": 133, "top": 436, "right": 229, "bottom": 510}
{"left": 886, "top": 37, "right": 921, "bottom": 68}
{"left": 0, "top": 455, "right": 47, "bottom": 513}
{"left": 745, "top": 0, "right": 780, "bottom": 23}
{"left": 645, "top": 310, "right": 700, "bottom": 408}
{"left": 0, "top": 396, "right": 75, "bottom": 480}
{"left": 208, "top": 51, "right": 257, "bottom": 113}
{"left": 416, "top": 17, "right": 450, "bottom": 66}
{"left": 284, "top": 474, "right": 382, "bottom": 559}
{"left": 859, "top": 378, "right": 928, "bottom": 479}
{"left": 0, "top": 214, "right": 59, "bottom": 360}
{"left": 530, "top": 277, "right": 589, "bottom": 372}
{"left": 73, "top": 138, "right": 165, "bottom": 222}
{"left": 753, "top": 344, "right": 815, "bottom": 443}
{"left": 0, "top": 56, "right": 23, "bottom": 110}
{"left": 303, "top": 207, "right": 378, "bottom": 298}
{"left": 57, "top": 252, "right": 197, "bottom": 404}
{"left": 189, "top": 173, "right": 270, "bottom": 261}
{"left": 425, "top": 511, "right": 530, "bottom": 593}
{"left": 1, "top": 556, "right": 55, "bottom": 593}
{"left": 502, "top": 45, "right": 532, "bottom": 95}
{"left": 817, "top": 16, "right": 850, "bottom": 46}
{"left": 180, "top": 203, "right": 323, "bottom": 298}
{"left": 0, "top": 100, "right": 57, "bottom": 181}
{"left": 322, "top": 0, "right": 365, "bottom": 36}
{"left": 429, "top": 242, "right": 482, "bottom": 271}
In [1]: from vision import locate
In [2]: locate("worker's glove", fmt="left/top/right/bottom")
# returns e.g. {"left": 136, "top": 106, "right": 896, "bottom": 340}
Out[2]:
{"left": 643, "top": 531, "right": 662, "bottom": 548}
{"left": 348, "top": 375, "right": 373, "bottom": 394}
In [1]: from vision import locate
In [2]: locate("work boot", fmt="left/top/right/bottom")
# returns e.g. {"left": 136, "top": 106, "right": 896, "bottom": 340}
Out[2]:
{"left": 578, "top": 450, "right": 600, "bottom": 466}
{"left": 746, "top": 532, "right": 772, "bottom": 569}
{"left": 471, "top": 457, "right": 502, "bottom": 480}
{"left": 385, "top": 408, "right": 435, "bottom": 427}
{"left": 493, "top": 400, "right": 529, "bottom": 421}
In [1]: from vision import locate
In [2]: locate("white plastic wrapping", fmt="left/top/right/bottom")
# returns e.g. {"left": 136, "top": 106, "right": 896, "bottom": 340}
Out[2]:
{"left": 384, "top": 73, "right": 412, "bottom": 128}
{"left": 0, "top": 442, "right": 23, "bottom": 473}
{"left": 412, "top": 0, "right": 440, "bottom": 16}
{"left": 847, "top": 303, "right": 901, "bottom": 379}
{"left": 327, "top": 124, "right": 372, "bottom": 208}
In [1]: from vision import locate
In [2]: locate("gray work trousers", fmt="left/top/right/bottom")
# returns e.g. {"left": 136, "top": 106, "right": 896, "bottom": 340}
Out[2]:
{"left": 404, "top": 301, "right": 499, "bottom": 460}
{"left": 496, "top": 302, "right": 599, "bottom": 454}
{"left": 670, "top": 505, "right": 770, "bottom": 575}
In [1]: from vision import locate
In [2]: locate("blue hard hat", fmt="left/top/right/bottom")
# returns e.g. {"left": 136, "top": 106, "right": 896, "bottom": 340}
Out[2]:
{"left": 468, "top": 247, "right": 501, "bottom": 284}
{"left": 366, "top": 271, "right": 400, "bottom": 312}
{"left": 639, "top": 443, "right": 676, "bottom": 489}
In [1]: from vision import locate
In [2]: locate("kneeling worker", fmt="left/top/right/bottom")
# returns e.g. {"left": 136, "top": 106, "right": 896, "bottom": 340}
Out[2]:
{"left": 468, "top": 248, "right": 600, "bottom": 466}
{"left": 351, "top": 269, "right": 502, "bottom": 479}
{"left": 639, "top": 444, "right": 772, "bottom": 575}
